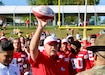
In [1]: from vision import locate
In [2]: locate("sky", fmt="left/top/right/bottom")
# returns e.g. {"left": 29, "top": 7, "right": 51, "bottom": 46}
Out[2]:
{"left": 1, "top": 0, "right": 105, "bottom": 6}
{"left": 99, "top": 0, "right": 105, "bottom": 5}
{"left": 2, "top": 0, "right": 28, "bottom": 5}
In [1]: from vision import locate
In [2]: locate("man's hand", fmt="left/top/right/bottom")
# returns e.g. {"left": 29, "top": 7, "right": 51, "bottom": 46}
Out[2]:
{"left": 36, "top": 17, "right": 48, "bottom": 29}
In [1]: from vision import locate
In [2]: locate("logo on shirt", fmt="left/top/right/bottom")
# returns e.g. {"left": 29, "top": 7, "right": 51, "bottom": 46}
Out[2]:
{"left": 59, "top": 55, "right": 64, "bottom": 59}
{"left": 61, "top": 67, "right": 65, "bottom": 71}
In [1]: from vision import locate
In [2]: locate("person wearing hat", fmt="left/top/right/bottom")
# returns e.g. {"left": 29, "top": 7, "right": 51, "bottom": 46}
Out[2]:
{"left": 66, "top": 35, "right": 74, "bottom": 49}
{"left": 66, "top": 35, "right": 74, "bottom": 44}
{"left": 69, "top": 40, "right": 91, "bottom": 75}
{"left": 76, "top": 34, "right": 105, "bottom": 75}
{"left": 29, "top": 18, "right": 70, "bottom": 75}
{"left": 57, "top": 39, "right": 70, "bottom": 62}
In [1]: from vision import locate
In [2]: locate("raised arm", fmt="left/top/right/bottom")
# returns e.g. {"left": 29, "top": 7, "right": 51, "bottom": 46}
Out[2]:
{"left": 29, "top": 18, "right": 48, "bottom": 61}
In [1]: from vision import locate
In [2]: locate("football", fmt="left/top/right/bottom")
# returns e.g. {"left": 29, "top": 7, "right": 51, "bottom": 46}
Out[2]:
{"left": 32, "top": 6, "right": 54, "bottom": 20}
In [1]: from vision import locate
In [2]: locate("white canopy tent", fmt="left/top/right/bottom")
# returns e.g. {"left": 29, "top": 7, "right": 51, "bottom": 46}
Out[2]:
{"left": 0, "top": 5, "right": 105, "bottom": 25}
{"left": 0, "top": 5, "right": 105, "bottom": 14}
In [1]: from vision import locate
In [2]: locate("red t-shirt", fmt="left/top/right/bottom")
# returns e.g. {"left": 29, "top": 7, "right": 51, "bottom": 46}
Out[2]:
{"left": 69, "top": 51, "right": 91, "bottom": 75}
{"left": 11, "top": 51, "right": 29, "bottom": 75}
{"left": 30, "top": 50, "right": 70, "bottom": 75}
{"left": 57, "top": 49, "right": 71, "bottom": 63}
{"left": 26, "top": 19, "right": 30, "bottom": 25}
{"left": 82, "top": 48, "right": 94, "bottom": 67}
{"left": 58, "top": 49, "right": 71, "bottom": 57}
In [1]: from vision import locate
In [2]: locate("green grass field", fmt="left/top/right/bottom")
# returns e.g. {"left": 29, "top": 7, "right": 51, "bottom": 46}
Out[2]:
{"left": 1, "top": 25, "right": 104, "bottom": 39}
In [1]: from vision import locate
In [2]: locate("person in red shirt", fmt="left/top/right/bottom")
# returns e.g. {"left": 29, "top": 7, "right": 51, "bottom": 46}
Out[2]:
{"left": 87, "top": 34, "right": 97, "bottom": 67}
{"left": 57, "top": 39, "right": 70, "bottom": 62}
{"left": 69, "top": 40, "right": 91, "bottom": 75}
{"left": 29, "top": 18, "right": 70, "bottom": 75}
{"left": 83, "top": 34, "right": 97, "bottom": 67}
{"left": 66, "top": 35, "right": 74, "bottom": 50}
{"left": 26, "top": 18, "right": 30, "bottom": 29}
{"left": 11, "top": 38, "right": 30, "bottom": 75}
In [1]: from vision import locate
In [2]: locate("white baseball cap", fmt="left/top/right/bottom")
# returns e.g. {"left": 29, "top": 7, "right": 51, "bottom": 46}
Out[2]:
{"left": 44, "top": 36, "right": 58, "bottom": 45}
{"left": 66, "top": 35, "right": 73, "bottom": 39}
{"left": 61, "top": 39, "right": 68, "bottom": 44}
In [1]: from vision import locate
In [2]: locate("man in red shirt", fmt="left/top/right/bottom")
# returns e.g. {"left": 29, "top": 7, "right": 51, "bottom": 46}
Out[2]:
{"left": 83, "top": 34, "right": 97, "bottom": 67}
{"left": 88, "top": 34, "right": 97, "bottom": 67}
{"left": 29, "top": 18, "right": 70, "bottom": 75}
{"left": 69, "top": 40, "right": 91, "bottom": 75}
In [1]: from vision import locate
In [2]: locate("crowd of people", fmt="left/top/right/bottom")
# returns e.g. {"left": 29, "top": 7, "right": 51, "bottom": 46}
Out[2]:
{"left": 0, "top": 17, "right": 105, "bottom": 75}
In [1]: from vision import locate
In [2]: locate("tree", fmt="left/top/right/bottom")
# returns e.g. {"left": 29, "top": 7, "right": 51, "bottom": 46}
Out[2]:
{"left": 64, "top": 15, "right": 77, "bottom": 25}
{"left": 61, "top": 0, "right": 100, "bottom": 5}
{"left": 27, "top": 0, "right": 36, "bottom": 5}
{"left": 0, "top": 0, "right": 4, "bottom": 5}
{"left": 27, "top": 0, "right": 100, "bottom": 5}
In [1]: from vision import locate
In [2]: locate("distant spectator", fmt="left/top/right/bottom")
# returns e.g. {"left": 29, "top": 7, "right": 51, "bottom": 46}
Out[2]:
{"left": 13, "top": 27, "right": 17, "bottom": 34}
{"left": 30, "top": 32, "right": 34, "bottom": 39}
{"left": 26, "top": 33, "right": 30, "bottom": 40}
{"left": 70, "top": 28, "right": 74, "bottom": 35}
{"left": 26, "top": 18, "right": 30, "bottom": 29}
{"left": 18, "top": 32, "right": 22, "bottom": 38}
{"left": 0, "top": 31, "right": 6, "bottom": 40}
{"left": 16, "top": 28, "right": 21, "bottom": 34}
{"left": 0, "top": 18, "right": 3, "bottom": 30}
{"left": 13, "top": 27, "right": 20, "bottom": 35}
{"left": 76, "top": 32, "right": 81, "bottom": 41}
{"left": 2, "top": 22, "right": 7, "bottom": 30}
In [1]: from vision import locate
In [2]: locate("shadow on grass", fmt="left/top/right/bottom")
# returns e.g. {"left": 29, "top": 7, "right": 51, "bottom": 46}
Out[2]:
{"left": 79, "top": 28, "right": 92, "bottom": 31}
